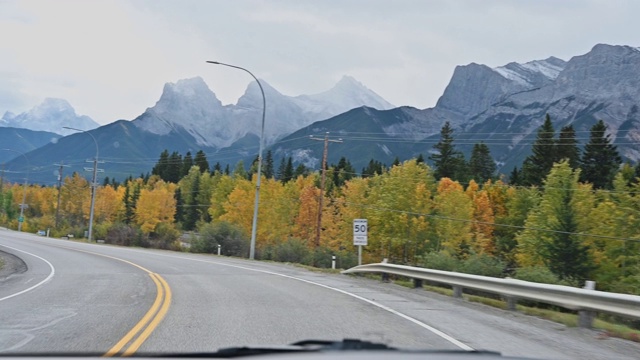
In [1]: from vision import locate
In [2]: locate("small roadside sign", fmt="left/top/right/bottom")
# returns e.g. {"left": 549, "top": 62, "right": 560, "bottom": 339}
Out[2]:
{"left": 353, "top": 219, "right": 368, "bottom": 246}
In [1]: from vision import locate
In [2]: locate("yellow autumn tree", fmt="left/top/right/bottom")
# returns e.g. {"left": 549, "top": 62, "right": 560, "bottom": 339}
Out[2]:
{"left": 291, "top": 175, "right": 319, "bottom": 245}
{"left": 220, "top": 177, "right": 254, "bottom": 237}
{"left": 366, "top": 160, "right": 435, "bottom": 263}
{"left": 59, "top": 173, "right": 91, "bottom": 227}
{"left": 433, "top": 177, "right": 473, "bottom": 258}
{"left": 465, "top": 180, "right": 495, "bottom": 254}
{"left": 209, "top": 173, "right": 237, "bottom": 221}
{"left": 255, "top": 177, "right": 291, "bottom": 247}
{"left": 335, "top": 176, "right": 371, "bottom": 258}
{"left": 94, "top": 185, "right": 124, "bottom": 223}
{"left": 135, "top": 181, "right": 177, "bottom": 233}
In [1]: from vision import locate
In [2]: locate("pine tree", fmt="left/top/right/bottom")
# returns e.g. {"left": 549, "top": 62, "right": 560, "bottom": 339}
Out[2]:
{"left": 362, "top": 159, "right": 385, "bottom": 178}
{"left": 334, "top": 157, "right": 355, "bottom": 187}
{"left": 194, "top": 150, "right": 209, "bottom": 173}
{"left": 166, "top": 151, "right": 182, "bottom": 183}
{"left": 151, "top": 149, "right": 170, "bottom": 180}
{"left": 124, "top": 183, "right": 140, "bottom": 225}
{"left": 520, "top": 114, "right": 557, "bottom": 186}
{"left": 282, "top": 157, "right": 294, "bottom": 183}
{"left": 509, "top": 167, "right": 521, "bottom": 185}
{"left": 276, "top": 157, "right": 286, "bottom": 181}
{"left": 233, "top": 160, "right": 247, "bottom": 179}
{"left": 468, "top": 142, "right": 496, "bottom": 184}
{"left": 579, "top": 120, "right": 622, "bottom": 189}
{"left": 416, "top": 153, "right": 425, "bottom": 164}
{"left": 429, "top": 121, "right": 465, "bottom": 180}
{"left": 556, "top": 125, "right": 580, "bottom": 169}
{"left": 516, "top": 161, "right": 595, "bottom": 283}
{"left": 123, "top": 185, "right": 132, "bottom": 224}
{"left": 212, "top": 162, "right": 222, "bottom": 174}
{"left": 183, "top": 173, "right": 200, "bottom": 231}
{"left": 181, "top": 151, "right": 194, "bottom": 177}
{"left": 263, "top": 150, "right": 274, "bottom": 179}
{"left": 247, "top": 156, "right": 259, "bottom": 180}
{"left": 174, "top": 187, "right": 184, "bottom": 224}
{"left": 542, "top": 170, "right": 594, "bottom": 283}
{"left": 294, "top": 163, "right": 308, "bottom": 178}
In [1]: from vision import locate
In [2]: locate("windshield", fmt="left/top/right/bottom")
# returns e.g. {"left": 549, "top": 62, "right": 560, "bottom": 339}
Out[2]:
{"left": 1, "top": 1, "right": 640, "bottom": 359}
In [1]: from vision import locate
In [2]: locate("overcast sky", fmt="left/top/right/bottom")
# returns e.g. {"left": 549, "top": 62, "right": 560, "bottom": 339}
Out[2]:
{"left": 1, "top": 0, "right": 639, "bottom": 125}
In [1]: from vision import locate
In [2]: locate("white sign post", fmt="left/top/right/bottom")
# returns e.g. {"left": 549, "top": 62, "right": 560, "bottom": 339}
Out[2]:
{"left": 353, "top": 219, "right": 368, "bottom": 265}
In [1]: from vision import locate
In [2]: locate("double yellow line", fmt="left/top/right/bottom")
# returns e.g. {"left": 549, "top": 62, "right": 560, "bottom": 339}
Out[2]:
{"left": 53, "top": 245, "right": 171, "bottom": 357}
{"left": 104, "top": 270, "right": 171, "bottom": 356}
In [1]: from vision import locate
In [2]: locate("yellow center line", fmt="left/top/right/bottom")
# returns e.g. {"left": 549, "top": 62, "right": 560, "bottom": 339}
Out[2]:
{"left": 44, "top": 244, "right": 172, "bottom": 357}
{"left": 103, "top": 272, "right": 164, "bottom": 357}
{"left": 122, "top": 273, "right": 172, "bottom": 356}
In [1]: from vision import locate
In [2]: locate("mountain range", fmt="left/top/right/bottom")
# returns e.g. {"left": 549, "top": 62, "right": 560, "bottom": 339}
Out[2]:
{"left": 273, "top": 44, "right": 640, "bottom": 172}
{"left": 2, "top": 43, "right": 639, "bottom": 184}
{"left": 0, "top": 75, "right": 395, "bottom": 183}
{"left": 1, "top": 98, "right": 99, "bottom": 135}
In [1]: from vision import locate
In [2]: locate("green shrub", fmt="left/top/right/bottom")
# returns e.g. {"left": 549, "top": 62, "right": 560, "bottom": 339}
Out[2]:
{"left": 192, "top": 222, "right": 249, "bottom": 257}
{"left": 419, "top": 251, "right": 460, "bottom": 271}
{"left": 514, "top": 266, "right": 571, "bottom": 285}
{"left": 458, "top": 253, "right": 506, "bottom": 278}
{"left": 149, "top": 222, "right": 180, "bottom": 249}
{"left": 105, "top": 223, "right": 142, "bottom": 247}
{"left": 274, "top": 238, "right": 309, "bottom": 263}
{"left": 304, "top": 246, "right": 334, "bottom": 268}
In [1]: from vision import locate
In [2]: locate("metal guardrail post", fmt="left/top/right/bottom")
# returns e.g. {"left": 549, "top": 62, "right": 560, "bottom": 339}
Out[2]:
{"left": 578, "top": 281, "right": 596, "bottom": 328}
{"left": 453, "top": 285, "right": 463, "bottom": 298}
{"left": 413, "top": 279, "right": 423, "bottom": 288}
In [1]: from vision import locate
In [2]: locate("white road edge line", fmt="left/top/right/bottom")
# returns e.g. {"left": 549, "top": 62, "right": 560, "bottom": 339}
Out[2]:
{"left": 0, "top": 244, "right": 56, "bottom": 302}
{"left": 122, "top": 249, "right": 474, "bottom": 351}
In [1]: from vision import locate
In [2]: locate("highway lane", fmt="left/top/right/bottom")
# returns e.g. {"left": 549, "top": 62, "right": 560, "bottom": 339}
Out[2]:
{"left": 2, "top": 229, "right": 640, "bottom": 359}
{"left": 0, "top": 232, "right": 161, "bottom": 354}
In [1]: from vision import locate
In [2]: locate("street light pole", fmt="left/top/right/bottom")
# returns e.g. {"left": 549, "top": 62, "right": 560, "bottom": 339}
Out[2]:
{"left": 206, "top": 61, "right": 265, "bottom": 260}
{"left": 1, "top": 148, "right": 29, "bottom": 231}
{"left": 63, "top": 127, "right": 99, "bottom": 242}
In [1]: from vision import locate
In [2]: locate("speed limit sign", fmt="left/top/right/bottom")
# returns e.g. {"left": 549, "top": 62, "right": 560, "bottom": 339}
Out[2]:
{"left": 353, "top": 219, "right": 368, "bottom": 246}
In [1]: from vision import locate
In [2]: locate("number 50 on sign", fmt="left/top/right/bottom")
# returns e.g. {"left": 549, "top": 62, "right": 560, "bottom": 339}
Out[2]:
{"left": 353, "top": 219, "right": 368, "bottom": 246}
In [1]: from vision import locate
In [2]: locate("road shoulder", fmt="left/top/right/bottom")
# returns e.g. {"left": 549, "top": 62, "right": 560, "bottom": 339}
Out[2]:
{"left": 0, "top": 249, "right": 28, "bottom": 280}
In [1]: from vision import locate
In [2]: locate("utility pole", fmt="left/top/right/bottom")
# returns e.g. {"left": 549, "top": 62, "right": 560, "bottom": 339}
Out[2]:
{"left": 0, "top": 163, "right": 4, "bottom": 218}
{"left": 84, "top": 158, "right": 104, "bottom": 241}
{"left": 310, "top": 132, "right": 343, "bottom": 247}
{"left": 54, "top": 161, "right": 70, "bottom": 229}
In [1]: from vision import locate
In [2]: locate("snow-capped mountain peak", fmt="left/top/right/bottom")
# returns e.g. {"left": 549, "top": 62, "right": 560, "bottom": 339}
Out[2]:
{"left": 133, "top": 75, "right": 396, "bottom": 149}
{"left": 153, "top": 77, "right": 222, "bottom": 115}
{"left": 493, "top": 56, "right": 567, "bottom": 87}
{"left": 0, "top": 98, "right": 99, "bottom": 135}
{"left": 292, "top": 75, "right": 395, "bottom": 121}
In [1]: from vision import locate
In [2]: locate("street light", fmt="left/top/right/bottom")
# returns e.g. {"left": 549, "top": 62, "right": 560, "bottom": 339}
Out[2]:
{"left": 206, "top": 61, "right": 265, "bottom": 260}
{"left": 1, "top": 148, "right": 29, "bottom": 232}
{"left": 63, "top": 126, "right": 99, "bottom": 242}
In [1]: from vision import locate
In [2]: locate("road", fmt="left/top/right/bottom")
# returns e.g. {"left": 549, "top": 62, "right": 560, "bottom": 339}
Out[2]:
{"left": 1, "top": 229, "right": 639, "bottom": 359}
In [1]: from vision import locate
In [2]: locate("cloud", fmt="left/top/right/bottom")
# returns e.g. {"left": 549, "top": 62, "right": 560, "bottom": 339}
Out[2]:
{"left": 1, "top": 0, "right": 639, "bottom": 124}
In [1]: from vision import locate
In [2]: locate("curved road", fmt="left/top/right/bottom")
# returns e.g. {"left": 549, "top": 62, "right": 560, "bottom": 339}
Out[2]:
{"left": 1, "top": 229, "right": 639, "bottom": 359}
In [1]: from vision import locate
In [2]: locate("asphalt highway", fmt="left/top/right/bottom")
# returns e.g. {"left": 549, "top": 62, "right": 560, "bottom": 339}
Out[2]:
{"left": 1, "top": 229, "right": 639, "bottom": 359}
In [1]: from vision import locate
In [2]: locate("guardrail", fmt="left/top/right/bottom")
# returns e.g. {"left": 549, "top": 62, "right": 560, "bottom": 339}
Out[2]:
{"left": 342, "top": 263, "right": 640, "bottom": 328}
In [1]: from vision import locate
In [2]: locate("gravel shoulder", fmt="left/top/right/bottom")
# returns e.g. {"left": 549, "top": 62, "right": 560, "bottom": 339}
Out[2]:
{"left": 0, "top": 249, "right": 28, "bottom": 280}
